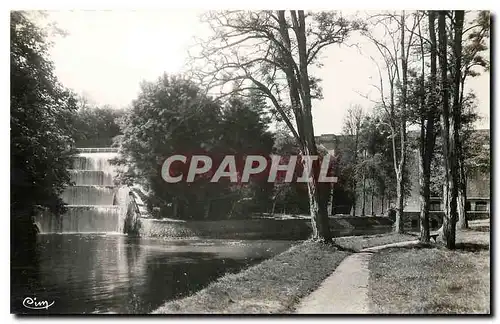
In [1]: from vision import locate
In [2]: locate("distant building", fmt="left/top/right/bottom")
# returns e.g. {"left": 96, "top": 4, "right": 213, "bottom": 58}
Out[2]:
{"left": 315, "top": 130, "right": 490, "bottom": 226}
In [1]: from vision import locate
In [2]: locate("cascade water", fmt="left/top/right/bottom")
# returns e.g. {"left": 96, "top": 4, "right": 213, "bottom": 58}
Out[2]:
{"left": 36, "top": 148, "right": 130, "bottom": 233}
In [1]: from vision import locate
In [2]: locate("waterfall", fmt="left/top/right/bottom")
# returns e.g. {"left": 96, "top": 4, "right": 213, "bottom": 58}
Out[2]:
{"left": 69, "top": 170, "right": 114, "bottom": 186}
{"left": 36, "top": 148, "right": 130, "bottom": 234}
{"left": 61, "top": 206, "right": 123, "bottom": 233}
{"left": 62, "top": 186, "right": 116, "bottom": 205}
{"left": 72, "top": 153, "right": 117, "bottom": 175}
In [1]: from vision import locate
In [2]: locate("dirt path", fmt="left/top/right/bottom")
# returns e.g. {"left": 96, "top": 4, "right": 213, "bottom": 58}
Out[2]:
{"left": 295, "top": 240, "right": 419, "bottom": 314}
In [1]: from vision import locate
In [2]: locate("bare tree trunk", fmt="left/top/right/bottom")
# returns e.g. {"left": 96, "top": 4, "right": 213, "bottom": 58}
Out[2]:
{"left": 419, "top": 148, "right": 431, "bottom": 242}
{"left": 395, "top": 172, "right": 405, "bottom": 232}
{"left": 418, "top": 10, "right": 439, "bottom": 243}
{"left": 453, "top": 11, "right": 467, "bottom": 230}
{"left": 381, "top": 193, "right": 385, "bottom": 215}
{"left": 457, "top": 158, "right": 468, "bottom": 229}
{"left": 441, "top": 183, "right": 448, "bottom": 233}
{"left": 371, "top": 182, "right": 375, "bottom": 216}
{"left": 298, "top": 118, "right": 332, "bottom": 241}
{"left": 394, "top": 12, "right": 409, "bottom": 234}
{"left": 439, "top": 10, "right": 457, "bottom": 249}
{"left": 365, "top": 13, "right": 414, "bottom": 232}
{"left": 456, "top": 132, "right": 468, "bottom": 230}
{"left": 351, "top": 129, "right": 360, "bottom": 216}
{"left": 361, "top": 171, "right": 366, "bottom": 217}
{"left": 327, "top": 185, "right": 333, "bottom": 216}
{"left": 305, "top": 154, "right": 332, "bottom": 242}
{"left": 271, "top": 199, "right": 277, "bottom": 216}
{"left": 351, "top": 194, "right": 356, "bottom": 216}
{"left": 278, "top": 10, "right": 332, "bottom": 242}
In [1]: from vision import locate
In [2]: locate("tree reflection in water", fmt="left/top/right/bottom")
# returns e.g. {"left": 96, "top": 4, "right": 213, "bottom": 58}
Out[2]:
{"left": 11, "top": 234, "right": 293, "bottom": 314}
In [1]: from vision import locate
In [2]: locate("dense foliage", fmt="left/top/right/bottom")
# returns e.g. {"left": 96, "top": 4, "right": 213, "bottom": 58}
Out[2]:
{"left": 113, "top": 74, "right": 275, "bottom": 220}
{"left": 337, "top": 111, "right": 401, "bottom": 216}
{"left": 71, "top": 102, "right": 124, "bottom": 148}
{"left": 11, "top": 11, "right": 77, "bottom": 218}
{"left": 11, "top": 11, "right": 77, "bottom": 260}
{"left": 10, "top": 10, "right": 490, "bottom": 249}
{"left": 270, "top": 129, "right": 310, "bottom": 215}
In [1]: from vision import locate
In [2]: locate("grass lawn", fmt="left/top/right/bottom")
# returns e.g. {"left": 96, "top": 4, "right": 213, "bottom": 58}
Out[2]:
{"left": 368, "top": 230, "right": 490, "bottom": 314}
{"left": 153, "top": 233, "right": 415, "bottom": 314}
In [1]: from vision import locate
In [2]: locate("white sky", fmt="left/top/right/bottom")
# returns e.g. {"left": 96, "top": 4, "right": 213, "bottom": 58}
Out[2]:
{"left": 46, "top": 10, "right": 490, "bottom": 135}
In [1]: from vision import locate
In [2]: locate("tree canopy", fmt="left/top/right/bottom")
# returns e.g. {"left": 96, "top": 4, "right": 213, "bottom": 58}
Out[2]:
{"left": 11, "top": 11, "right": 77, "bottom": 217}
{"left": 70, "top": 98, "right": 125, "bottom": 148}
{"left": 113, "top": 74, "right": 275, "bottom": 220}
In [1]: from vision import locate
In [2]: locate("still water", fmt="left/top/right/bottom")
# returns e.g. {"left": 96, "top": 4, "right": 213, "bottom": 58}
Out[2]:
{"left": 11, "top": 234, "right": 294, "bottom": 314}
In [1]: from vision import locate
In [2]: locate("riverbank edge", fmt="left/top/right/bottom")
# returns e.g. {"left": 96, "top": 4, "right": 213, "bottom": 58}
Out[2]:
{"left": 152, "top": 232, "right": 415, "bottom": 314}
{"left": 139, "top": 216, "right": 395, "bottom": 240}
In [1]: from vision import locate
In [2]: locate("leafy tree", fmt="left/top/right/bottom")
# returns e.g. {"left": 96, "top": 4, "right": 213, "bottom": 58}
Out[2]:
{"left": 397, "top": 11, "right": 489, "bottom": 239}
{"left": 270, "top": 129, "right": 308, "bottom": 216}
{"left": 429, "top": 92, "right": 487, "bottom": 222}
{"left": 437, "top": 10, "right": 460, "bottom": 249}
{"left": 364, "top": 11, "right": 419, "bottom": 233}
{"left": 401, "top": 10, "right": 440, "bottom": 242}
{"left": 356, "top": 113, "right": 399, "bottom": 216}
{"left": 114, "top": 74, "right": 275, "bottom": 220}
{"left": 191, "top": 10, "right": 365, "bottom": 242}
{"left": 341, "top": 105, "right": 363, "bottom": 215}
{"left": 113, "top": 74, "right": 222, "bottom": 219}
{"left": 433, "top": 10, "right": 489, "bottom": 247}
{"left": 71, "top": 99, "right": 125, "bottom": 148}
{"left": 463, "top": 126, "right": 490, "bottom": 175}
{"left": 11, "top": 11, "right": 77, "bottom": 258}
{"left": 454, "top": 11, "right": 490, "bottom": 229}
{"left": 213, "top": 91, "right": 275, "bottom": 218}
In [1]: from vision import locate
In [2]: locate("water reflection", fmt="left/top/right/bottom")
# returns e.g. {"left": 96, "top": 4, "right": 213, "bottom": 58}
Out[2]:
{"left": 11, "top": 226, "right": 394, "bottom": 314}
{"left": 11, "top": 234, "right": 293, "bottom": 314}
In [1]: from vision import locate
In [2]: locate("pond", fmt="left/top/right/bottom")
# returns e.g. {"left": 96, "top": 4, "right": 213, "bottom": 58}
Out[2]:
{"left": 11, "top": 225, "right": 394, "bottom": 315}
{"left": 11, "top": 234, "right": 294, "bottom": 314}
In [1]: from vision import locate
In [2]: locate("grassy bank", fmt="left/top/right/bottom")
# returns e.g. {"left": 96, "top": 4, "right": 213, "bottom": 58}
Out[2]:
{"left": 368, "top": 230, "right": 490, "bottom": 314}
{"left": 153, "top": 233, "right": 415, "bottom": 314}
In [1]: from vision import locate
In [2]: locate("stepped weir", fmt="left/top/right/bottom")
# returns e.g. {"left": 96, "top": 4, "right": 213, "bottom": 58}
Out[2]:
{"left": 35, "top": 148, "right": 136, "bottom": 233}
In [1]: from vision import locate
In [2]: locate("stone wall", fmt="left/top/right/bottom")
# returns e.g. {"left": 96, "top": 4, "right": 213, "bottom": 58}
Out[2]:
{"left": 138, "top": 216, "right": 395, "bottom": 240}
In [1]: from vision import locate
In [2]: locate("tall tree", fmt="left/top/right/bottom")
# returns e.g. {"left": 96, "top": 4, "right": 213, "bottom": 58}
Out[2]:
{"left": 356, "top": 113, "right": 397, "bottom": 216}
{"left": 397, "top": 11, "right": 410, "bottom": 232}
{"left": 191, "top": 10, "right": 364, "bottom": 242}
{"left": 451, "top": 11, "right": 466, "bottom": 230}
{"left": 114, "top": 74, "right": 275, "bottom": 220}
{"left": 364, "top": 11, "right": 418, "bottom": 232}
{"left": 455, "top": 11, "right": 490, "bottom": 228}
{"left": 341, "top": 105, "right": 363, "bottom": 216}
{"left": 416, "top": 11, "right": 439, "bottom": 242}
{"left": 11, "top": 11, "right": 77, "bottom": 259}
{"left": 217, "top": 91, "right": 275, "bottom": 218}
{"left": 113, "top": 74, "right": 223, "bottom": 219}
{"left": 438, "top": 10, "right": 457, "bottom": 249}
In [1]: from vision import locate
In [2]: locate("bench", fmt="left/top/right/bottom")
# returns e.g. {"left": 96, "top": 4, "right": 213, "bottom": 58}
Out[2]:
{"left": 430, "top": 233, "right": 439, "bottom": 242}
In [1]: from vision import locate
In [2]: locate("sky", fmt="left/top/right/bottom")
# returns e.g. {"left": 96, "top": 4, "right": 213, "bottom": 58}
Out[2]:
{"left": 45, "top": 10, "right": 490, "bottom": 135}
